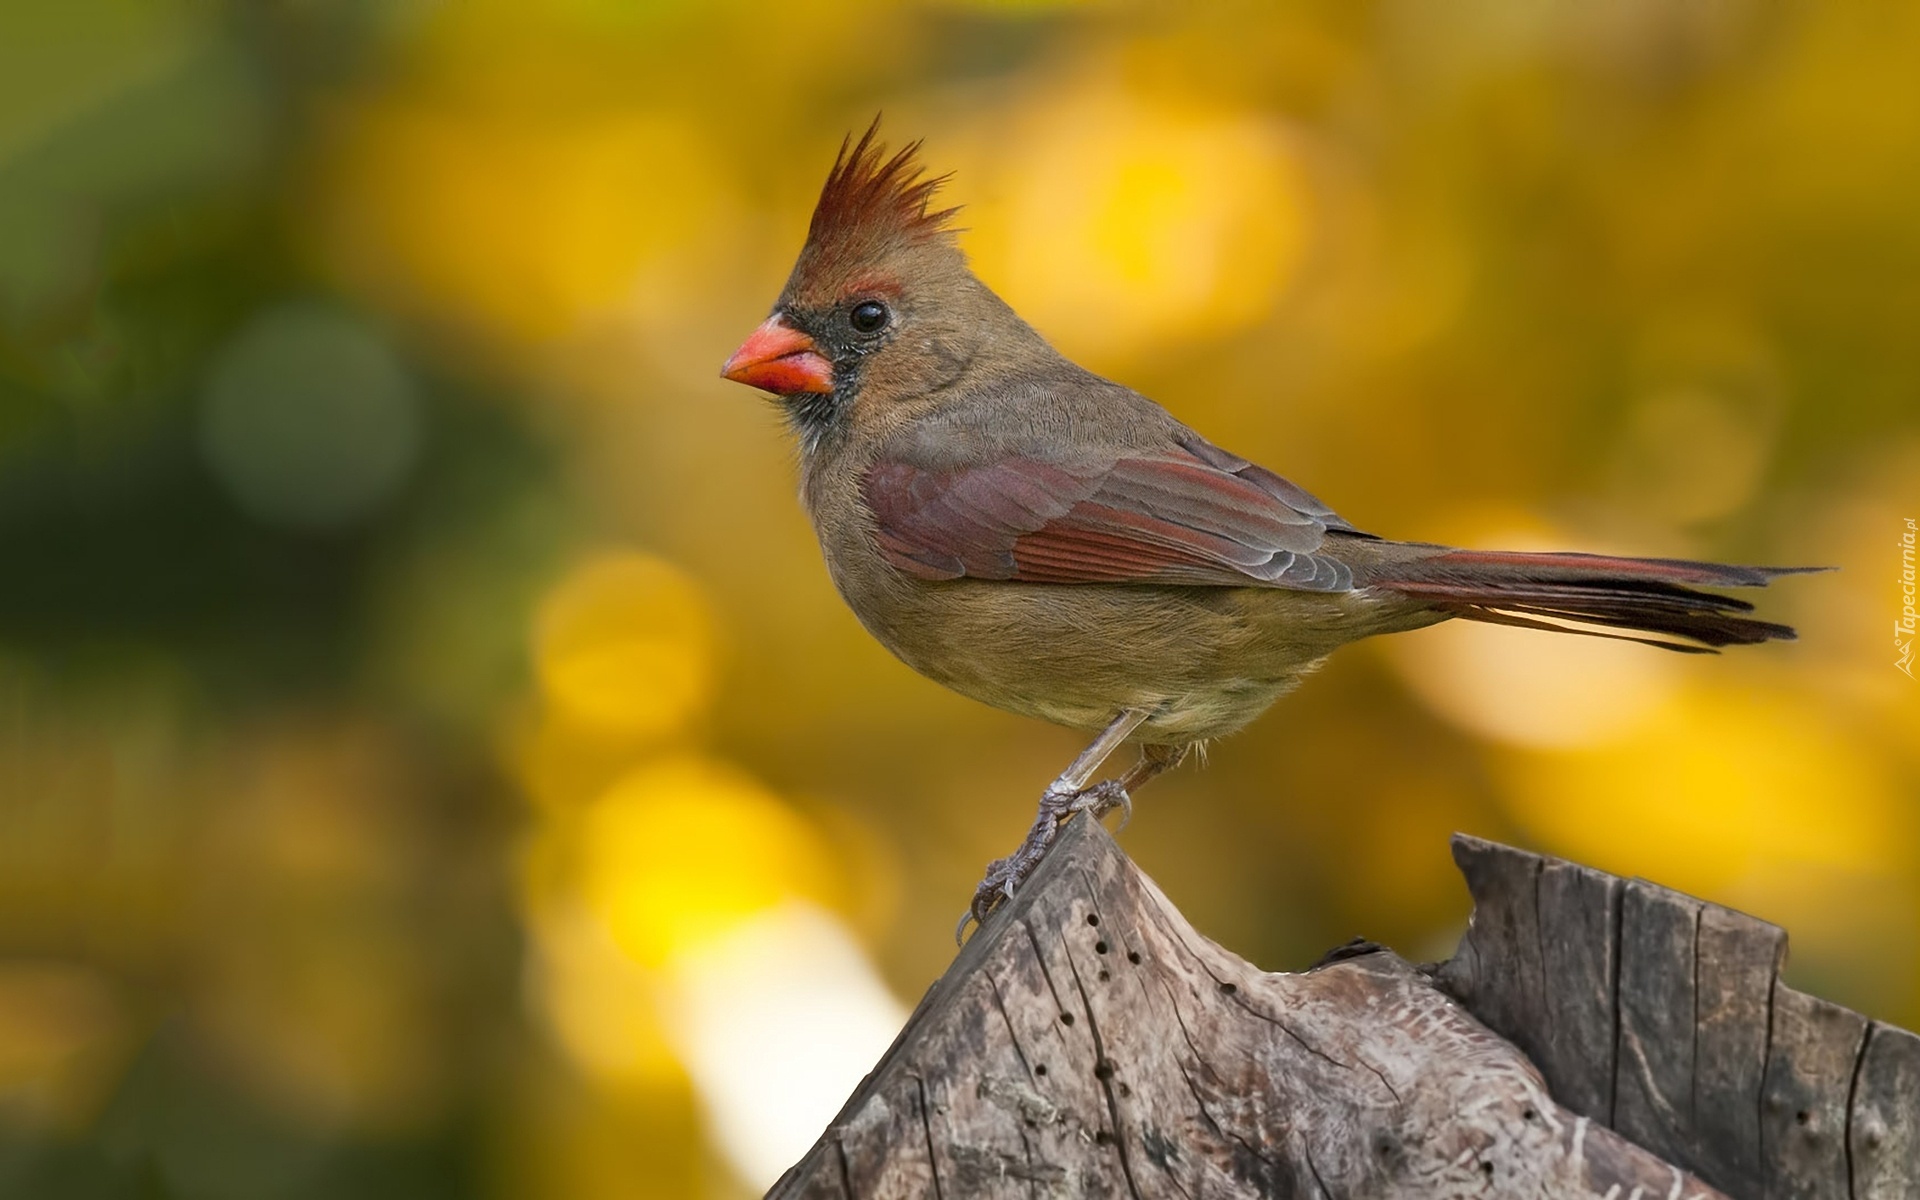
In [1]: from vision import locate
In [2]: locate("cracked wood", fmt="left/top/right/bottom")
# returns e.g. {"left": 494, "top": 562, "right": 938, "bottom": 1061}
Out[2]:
{"left": 1441, "top": 834, "right": 1920, "bottom": 1200}
{"left": 769, "top": 819, "right": 1750, "bottom": 1199}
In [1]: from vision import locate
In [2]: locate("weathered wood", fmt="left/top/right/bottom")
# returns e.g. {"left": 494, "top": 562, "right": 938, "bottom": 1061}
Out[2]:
{"left": 771, "top": 818, "right": 1735, "bottom": 1199}
{"left": 1536, "top": 858, "right": 1622, "bottom": 1124}
{"left": 1440, "top": 834, "right": 1919, "bottom": 1200}
{"left": 1850, "top": 1022, "right": 1920, "bottom": 1197}
{"left": 774, "top": 825, "right": 1920, "bottom": 1198}
{"left": 1437, "top": 837, "right": 1638, "bottom": 1137}
{"left": 1434, "top": 840, "right": 1548, "bottom": 1075}
{"left": 1693, "top": 903, "right": 1785, "bottom": 1194}
{"left": 1615, "top": 879, "right": 1705, "bottom": 1169}
{"left": 1761, "top": 984, "right": 1869, "bottom": 1199}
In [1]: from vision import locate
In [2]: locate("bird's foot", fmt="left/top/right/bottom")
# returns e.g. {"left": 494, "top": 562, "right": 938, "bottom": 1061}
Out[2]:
{"left": 956, "top": 809, "right": 1056, "bottom": 944}
{"left": 1068, "top": 778, "right": 1134, "bottom": 829}
{"left": 956, "top": 851, "right": 1029, "bottom": 945}
{"left": 956, "top": 781, "right": 1132, "bottom": 943}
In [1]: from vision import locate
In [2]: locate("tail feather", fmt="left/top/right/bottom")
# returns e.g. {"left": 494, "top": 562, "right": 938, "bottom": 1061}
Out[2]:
{"left": 1369, "top": 547, "right": 1823, "bottom": 653}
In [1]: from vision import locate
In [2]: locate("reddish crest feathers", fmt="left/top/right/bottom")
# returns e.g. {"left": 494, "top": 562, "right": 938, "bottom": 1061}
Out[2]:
{"left": 803, "top": 119, "right": 960, "bottom": 269}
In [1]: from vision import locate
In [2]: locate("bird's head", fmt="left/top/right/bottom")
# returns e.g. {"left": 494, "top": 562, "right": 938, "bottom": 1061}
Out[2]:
{"left": 722, "top": 120, "right": 1035, "bottom": 451}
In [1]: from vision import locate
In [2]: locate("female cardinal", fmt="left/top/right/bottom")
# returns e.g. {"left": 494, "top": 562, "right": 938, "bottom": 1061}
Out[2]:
{"left": 721, "top": 121, "right": 1816, "bottom": 939}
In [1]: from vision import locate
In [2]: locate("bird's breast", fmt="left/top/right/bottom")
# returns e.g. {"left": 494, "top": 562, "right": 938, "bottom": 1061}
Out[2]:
{"left": 820, "top": 545, "right": 1371, "bottom": 740}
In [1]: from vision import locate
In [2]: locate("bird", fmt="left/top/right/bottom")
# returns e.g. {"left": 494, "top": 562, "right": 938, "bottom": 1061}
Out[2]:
{"left": 719, "top": 120, "right": 1819, "bottom": 940}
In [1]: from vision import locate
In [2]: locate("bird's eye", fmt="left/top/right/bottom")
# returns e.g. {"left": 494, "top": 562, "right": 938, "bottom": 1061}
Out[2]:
{"left": 849, "top": 300, "right": 889, "bottom": 334}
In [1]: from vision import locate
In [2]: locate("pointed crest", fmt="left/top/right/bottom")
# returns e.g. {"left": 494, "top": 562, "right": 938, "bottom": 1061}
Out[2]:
{"left": 804, "top": 117, "right": 960, "bottom": 265}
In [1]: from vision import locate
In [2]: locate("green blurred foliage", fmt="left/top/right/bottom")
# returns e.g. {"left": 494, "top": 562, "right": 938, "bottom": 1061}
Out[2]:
{"left": 1, "top": 2, "right": 1916, "bottom": 1197}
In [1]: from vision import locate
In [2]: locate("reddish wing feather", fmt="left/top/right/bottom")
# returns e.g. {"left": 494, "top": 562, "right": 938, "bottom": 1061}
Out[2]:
{"left": 861, "top": 439, "right": 1356, "bottom": 592}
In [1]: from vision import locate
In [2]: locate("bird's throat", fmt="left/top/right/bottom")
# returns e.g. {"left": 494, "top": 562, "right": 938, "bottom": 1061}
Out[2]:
{"left": 784, "top": 388, "right": 849, "bottom": 456}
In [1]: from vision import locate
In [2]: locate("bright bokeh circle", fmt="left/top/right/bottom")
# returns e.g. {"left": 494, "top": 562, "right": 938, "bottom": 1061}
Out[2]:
{"left": 534, "top": 553, "right": 716, "bottom": 737}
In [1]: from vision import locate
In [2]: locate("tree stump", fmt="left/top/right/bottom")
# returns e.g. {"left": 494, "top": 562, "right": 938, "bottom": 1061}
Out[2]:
{"left": 768, "top": 817, "right": 1920, "bottom": 1199}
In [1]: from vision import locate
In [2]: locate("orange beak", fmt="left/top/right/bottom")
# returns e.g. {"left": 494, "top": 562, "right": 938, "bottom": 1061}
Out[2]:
{"left": 721, "top": 316, "right": 834, "bottom": 395}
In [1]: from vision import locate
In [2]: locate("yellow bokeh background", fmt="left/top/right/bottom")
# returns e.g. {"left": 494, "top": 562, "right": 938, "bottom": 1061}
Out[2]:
{"left": 2, "top": 1, "right": 1916, "bottom": 1196}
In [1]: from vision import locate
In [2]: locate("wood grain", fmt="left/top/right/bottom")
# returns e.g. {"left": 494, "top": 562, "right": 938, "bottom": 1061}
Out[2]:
{"left": 770, "top": 820, "right": 1737, "bottom": 1199}
{"left": 1850, "top": 1022, "right": 1920, "bottom": 1197}
{"left": 1444, "top": 834, "right": 1915, "bottom": 1200}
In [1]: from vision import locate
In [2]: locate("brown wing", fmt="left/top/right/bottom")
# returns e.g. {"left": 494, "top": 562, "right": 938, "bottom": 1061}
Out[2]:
{"left": 861, "top": 431, "right": 1359, "bottom": 591}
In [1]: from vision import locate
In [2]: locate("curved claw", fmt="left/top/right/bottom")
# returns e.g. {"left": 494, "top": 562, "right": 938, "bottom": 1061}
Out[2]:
{"left": 1066, "top": 779, "right": 1133, "bottom": 827}
{"left": 957, "top": 854, "right": 1022, "bottom": 944}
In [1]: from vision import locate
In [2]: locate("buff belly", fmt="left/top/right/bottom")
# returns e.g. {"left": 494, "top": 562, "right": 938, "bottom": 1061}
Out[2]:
{"left": 841, "top": 574, "right": 1435, "bottom": 744}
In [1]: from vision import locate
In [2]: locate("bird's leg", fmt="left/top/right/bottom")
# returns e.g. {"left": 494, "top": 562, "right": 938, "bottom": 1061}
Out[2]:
{"left": 959, "top": 710, "right": 1151, "bottom": 942}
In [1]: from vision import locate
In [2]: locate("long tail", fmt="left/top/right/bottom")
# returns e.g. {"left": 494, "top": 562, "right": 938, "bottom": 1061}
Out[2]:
{"left": 1362, "top": 547, "right": 1825, "bottom": 654}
